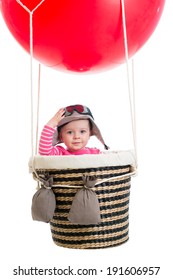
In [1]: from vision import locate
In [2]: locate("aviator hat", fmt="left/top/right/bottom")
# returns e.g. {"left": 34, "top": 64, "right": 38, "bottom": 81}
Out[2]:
{"left": 54, "top": 104, "right": 109, "bottom": 149}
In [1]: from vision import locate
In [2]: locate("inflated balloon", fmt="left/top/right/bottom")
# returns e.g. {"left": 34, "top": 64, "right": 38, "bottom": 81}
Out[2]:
{"left": 1, "top": 0, "right": 165, "bottom": 73}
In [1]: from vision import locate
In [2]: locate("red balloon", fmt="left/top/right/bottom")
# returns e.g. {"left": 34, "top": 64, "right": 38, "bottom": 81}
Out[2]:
{"left": 1, "top": 0, "right": 165, "bottom": 73}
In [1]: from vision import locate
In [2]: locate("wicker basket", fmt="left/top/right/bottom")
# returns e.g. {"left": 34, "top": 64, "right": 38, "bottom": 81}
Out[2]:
{"left": 30, "top": 151, "right": 136, "bottom": 249}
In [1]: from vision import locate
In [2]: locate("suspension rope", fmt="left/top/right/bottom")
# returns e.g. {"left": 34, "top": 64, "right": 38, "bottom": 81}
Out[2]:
{"left": 120, "top": 0, "right": 138, "bottom": 168}
{"left": 35, "top": 63, "right": 41, "bottom": 155}
{"left": 131, "top": 59, "right": 138, "bottom": 166}
{"left": 16, "top": 0, "right": 46, "bottom": 158}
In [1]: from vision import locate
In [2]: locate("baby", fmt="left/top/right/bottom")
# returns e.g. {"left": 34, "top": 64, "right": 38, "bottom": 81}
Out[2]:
{"left": 39, "top": 104, "right": 108, "bottom": 155}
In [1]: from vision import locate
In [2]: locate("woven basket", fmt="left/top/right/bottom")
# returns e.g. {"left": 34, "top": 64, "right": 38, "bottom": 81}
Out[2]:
{"left": 30, "top": 151, "right": 136, "bottom": 249}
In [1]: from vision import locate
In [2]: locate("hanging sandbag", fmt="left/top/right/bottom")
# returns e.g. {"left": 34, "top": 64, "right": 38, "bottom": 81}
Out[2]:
{"left": 31, "top": 176, "right": 56, "bottom": 223}
{"left": 68, "top": 176, "right": 101, "bottom": 225}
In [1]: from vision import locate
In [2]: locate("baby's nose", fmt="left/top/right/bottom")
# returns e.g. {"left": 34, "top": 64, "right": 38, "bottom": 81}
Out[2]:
{"left": 74, "top": 132, "right": 80, "bottom": 139}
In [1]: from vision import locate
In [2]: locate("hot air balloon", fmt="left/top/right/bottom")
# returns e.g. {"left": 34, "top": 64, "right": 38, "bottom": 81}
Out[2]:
{"left": 1, "top": 0, "right": 165, "bottom": 249}
{"left": 1, "top": 0, "right": 165, "bottom": 73}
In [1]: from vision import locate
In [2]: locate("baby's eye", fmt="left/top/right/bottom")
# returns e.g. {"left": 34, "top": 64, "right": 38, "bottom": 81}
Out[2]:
{"left": 67, "top": 131, "right": 73, "bottom": 135}
{"left": 80, "top": 130, "right": 87, "bottom": 134}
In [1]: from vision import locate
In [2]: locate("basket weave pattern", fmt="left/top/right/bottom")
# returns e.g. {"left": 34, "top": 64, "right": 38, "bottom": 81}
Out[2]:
{"left": 37, "top": 165, "right": 131, "bottom": 249}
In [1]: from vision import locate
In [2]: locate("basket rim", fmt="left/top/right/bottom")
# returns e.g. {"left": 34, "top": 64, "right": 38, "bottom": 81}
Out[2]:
{"left": 29, "top": 150, "right": 136, "bottom": 171}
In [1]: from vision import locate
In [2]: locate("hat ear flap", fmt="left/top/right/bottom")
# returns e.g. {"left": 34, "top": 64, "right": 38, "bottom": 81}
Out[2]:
{"left": 88, "top": 120, "right": 93, "bottom": 136}
{"left": 89, "top": 119, "right": 109, "bottom": 150}
{"left": 58, "top": 131, "right": 62, "bottom": 142}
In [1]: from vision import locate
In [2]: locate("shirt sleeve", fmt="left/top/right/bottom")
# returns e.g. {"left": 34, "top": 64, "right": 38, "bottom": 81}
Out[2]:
{"left": 38, "top": 125, "right": 62, "bottom": 155}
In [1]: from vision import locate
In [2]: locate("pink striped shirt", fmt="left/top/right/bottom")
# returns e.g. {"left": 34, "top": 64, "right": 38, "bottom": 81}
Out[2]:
{"left": 39, "top": 125, "right": 101, "bottom": 156}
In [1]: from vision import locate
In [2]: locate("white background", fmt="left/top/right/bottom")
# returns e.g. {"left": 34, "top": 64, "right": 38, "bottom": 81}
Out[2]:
{"left": 0, "top": 1, "right": 173, "bottom": 279}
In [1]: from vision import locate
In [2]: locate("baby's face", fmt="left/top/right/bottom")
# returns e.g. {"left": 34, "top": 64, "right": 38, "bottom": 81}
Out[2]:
{"left": 60, "top": 119, "right": 91, "bottom": 152}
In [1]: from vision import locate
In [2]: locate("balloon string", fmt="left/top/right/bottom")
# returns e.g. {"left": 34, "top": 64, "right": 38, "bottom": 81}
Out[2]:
{"left": 120, "top": 0, "right": 138, "bottom": 169}
{"left": 30, "top": 12, "right": 34, "bottom": 159}
{"left": 131, "top": 60, "right": 138, "bottom": 168}
{"left": 16, "top": 0, "right": 46, "bottom": 13}
{"left": 35, "top": 64, "right": 41, "bottom": 155}
{"left": 16, "top": 0, "right": 45, "bottom": 158}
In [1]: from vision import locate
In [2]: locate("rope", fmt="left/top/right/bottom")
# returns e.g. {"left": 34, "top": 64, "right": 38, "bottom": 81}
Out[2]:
{"left": 30, "top": 11, "right": 34, "bottom": 158}
{"left": 120, "top": 0, "right": 138, "bottom": 169}
{"left": 16, "top": 0, "right": 46, "bottom": 13}
{"left": 35, "top": 64, "right": 41, "bottom": 155}
{"left": 131, "top": 60, "right": 138, "bottom": 166}
{"left": 32, "top": 166, "right": 137, "bottom": 189}
{"left": 48, "top": 170, "right": 137, "bottom": 189}
{"left": 16, "top": 0, "right": 46, "bottom": 159}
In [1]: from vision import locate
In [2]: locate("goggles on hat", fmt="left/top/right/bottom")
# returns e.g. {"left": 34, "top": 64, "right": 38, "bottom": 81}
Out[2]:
{"left": 64, "top": 105, "right": 94, "bottom": 119}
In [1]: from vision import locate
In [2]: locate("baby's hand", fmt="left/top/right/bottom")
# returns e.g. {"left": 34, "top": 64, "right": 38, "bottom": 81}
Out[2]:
{"left": 47, "top": 108, "right": 65, "bottom": 128}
